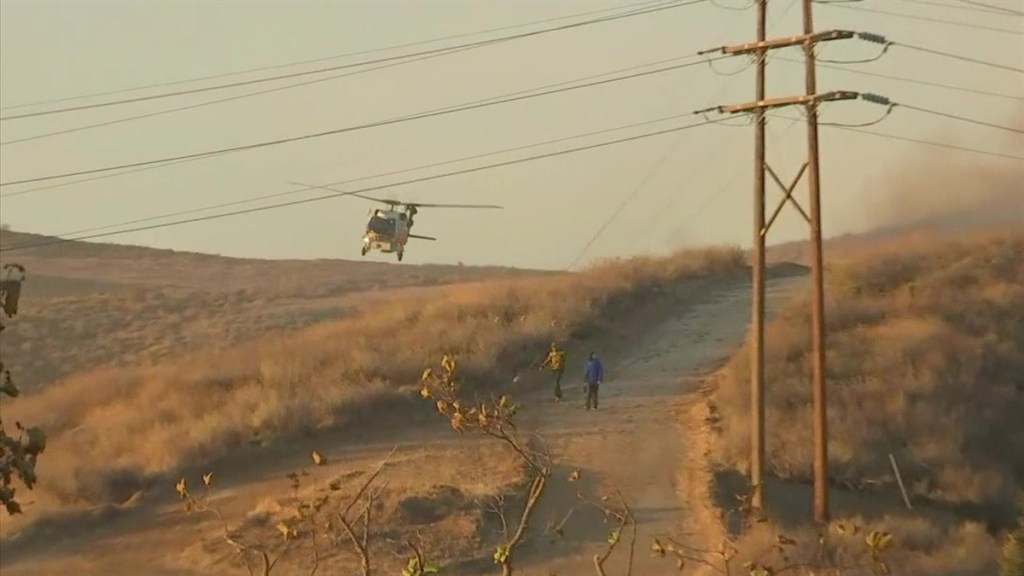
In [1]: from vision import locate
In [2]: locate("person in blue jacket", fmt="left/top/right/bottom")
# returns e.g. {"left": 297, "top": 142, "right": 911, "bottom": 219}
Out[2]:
{"left": 583, "top": 352, "right": 604, "bottom": 410}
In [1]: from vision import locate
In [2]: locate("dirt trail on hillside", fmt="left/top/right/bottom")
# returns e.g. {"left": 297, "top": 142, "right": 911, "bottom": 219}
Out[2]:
{"left": 1, "top": 269, "right": 806, "bottom": 575}
{"left": 512, "top": 272, "right": 806, "bottom": 575}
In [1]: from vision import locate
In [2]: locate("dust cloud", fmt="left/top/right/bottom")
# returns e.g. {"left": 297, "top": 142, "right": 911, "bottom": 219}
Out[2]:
{"left": 856, "top": 111, "right": 1023, "bottom": 234}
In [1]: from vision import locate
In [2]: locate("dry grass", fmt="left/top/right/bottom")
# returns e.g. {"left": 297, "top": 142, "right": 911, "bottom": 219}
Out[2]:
{"left": 3, "top": 244, "right": 746, "bottom": 513}
{"left": 174, "top": 443, "right": 525, "bottom": 576}
{"left": 707, "top": 227, "right": 1024, "bottom": 575}
{"left": 717, "top": 514, "right": 1000, "bottom": 576}
{"left": 0, "top": 229, "right": 550, "bottom": 390}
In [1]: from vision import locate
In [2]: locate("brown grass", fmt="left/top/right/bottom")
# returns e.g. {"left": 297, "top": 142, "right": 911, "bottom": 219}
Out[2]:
{"left": 175, "top": 443, "right": 525, "bottom": 576}
{"left": 0, "top": 229, "right": 551, "bottom": 390}
{"left": 706, "top": 228, "right": 1024, "bottom": 575}
{"left": 4, "top": 245, "right": 746, "bottom": 513}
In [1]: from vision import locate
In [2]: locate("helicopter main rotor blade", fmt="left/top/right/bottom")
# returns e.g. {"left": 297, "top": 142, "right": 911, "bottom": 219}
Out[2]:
{"left": 408, "top": 234, "right": 437, "bottom": 241}
{"left": 287, "top": 181, "right": 396, "bottom": 205}
{"left": 405, "top": 202, "right": 502, "bottom": 209}
{"left": 287, "top": 181, "right": 501, "bottom": 209}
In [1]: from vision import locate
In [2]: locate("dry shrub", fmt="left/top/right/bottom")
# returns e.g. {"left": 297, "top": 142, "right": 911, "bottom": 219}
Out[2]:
{"left": 5, "top": 245, "right": 744, "bottom": 508}
{"left": 715, "top": 229, "right": 1024, "bottom": 516}
{"left": 724, "top": 514, "right": 999, "bottom": 576}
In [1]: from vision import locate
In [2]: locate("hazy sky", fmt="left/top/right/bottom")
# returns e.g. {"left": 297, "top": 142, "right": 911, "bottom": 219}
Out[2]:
{"left": 0, "top": 0, "right": 1021, "bottom": 270}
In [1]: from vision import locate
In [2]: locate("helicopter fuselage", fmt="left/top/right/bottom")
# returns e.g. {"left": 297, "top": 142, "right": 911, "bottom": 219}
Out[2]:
{"left": 361, "top": 208, "right": 410, "bottom": 260}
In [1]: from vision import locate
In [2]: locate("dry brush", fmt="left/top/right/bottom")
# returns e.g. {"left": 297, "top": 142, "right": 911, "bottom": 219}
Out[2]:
{"left": 3, "top": 246, "right": 746, "bottom": 511}
{"left": 712, "top": 228, "right": 1024, "bottom": 574}
{"left": 0, "top": 263, "right": 46, "bottom": 515}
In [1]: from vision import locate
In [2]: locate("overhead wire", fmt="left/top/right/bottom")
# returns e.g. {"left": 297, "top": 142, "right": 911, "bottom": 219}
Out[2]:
{"left": 35, "top": 111, "right": 707, "bottom": 240}
{"left": 660, "top": 112, "right": 807, "bottom": 248}
{"left": 0, "top": 118, "right": 720, "bottom": 253}
{"left": 817, "top": 0, "right": 1023, "bottom": 34}
{"left": 832, "top": 125, "right": 1024, "bottom": 159}
{"left": 776, "top": 56, "right": 1023, "bottom": 101}
{"left": 0, "top": 53, "right": 734, "bottom": 188}
{"left": 19, "top": 23, "right": 762, "bottom": 252}
{"left": 565, "top": 110, "right": 753, "bottom": 269}
{"left": 873, "top": 36, "right": 1024, "bottom": 73}
{"left": 0, "top": 0, "right": 673, "bottom": 112}
{"left": 816, "top": 43, "right": 891, "bottom": 65}
{"left": 896, "top": 0, "right": 1020, "bottom": 14}
{"left": 628, "top": 0, "right": 799, "bottom": 251}
{"left": 1, "top": 45, "right": 703, "bottom": 147}
{"left": 6, "top": 0, "right": 1018, "bottom": 258}
{"left": 957, "top": 0, "right": 1024, "bottom": 16}
{"left": 896, "top": 102, "right": 1024, "bottom": 134}
{"left": 1, "top": 52, "right": 710, "bottom": 198}
{"left": 767, "top": 112, "right": 1023, "bottom": 159}
{"left": 0, "top": 0, "right": 705, "bottom": 122}
{"left": 566, "top": 0, "right": 783, "bottom": 268}
{"left": 1, "top": 42, "right": 489, "bottom": 146}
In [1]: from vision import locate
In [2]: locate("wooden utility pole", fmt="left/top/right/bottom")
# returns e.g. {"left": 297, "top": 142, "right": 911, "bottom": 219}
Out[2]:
{"left": 699, "top": 0, "right": 873, "bottom": 524}
{"left": 801, "top": 0, "right": 830, "bottom": 525}
{"left": 750, "top": 0, "right": 767, "bottom": 513}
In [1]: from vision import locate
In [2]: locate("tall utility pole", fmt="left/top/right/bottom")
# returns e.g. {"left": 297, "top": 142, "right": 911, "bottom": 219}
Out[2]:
{"left": 750, "top": 0, "right": 768, "bottom": 514}
{"left": 801, "top": 0, "right": 830, "bottom": 526}
{"left": 699, "top": 0, "right": 868, "bottom": 524}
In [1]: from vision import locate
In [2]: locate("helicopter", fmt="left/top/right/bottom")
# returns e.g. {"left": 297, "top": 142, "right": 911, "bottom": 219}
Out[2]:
{"left": 288, "top": 181, "right": 502, "bottom": 262}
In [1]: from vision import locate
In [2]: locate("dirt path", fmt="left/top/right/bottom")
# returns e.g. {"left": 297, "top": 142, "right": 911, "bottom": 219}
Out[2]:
{"left": 514, "top": 271, "right": 806, "bottom": 575}
{"left": 2, "top": 268, "right": 806, "bottom": 575}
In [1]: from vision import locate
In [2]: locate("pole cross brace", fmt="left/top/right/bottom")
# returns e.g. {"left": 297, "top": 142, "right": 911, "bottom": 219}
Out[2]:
{"left": 762, "top": 161, "right": 810, "bottom": 236}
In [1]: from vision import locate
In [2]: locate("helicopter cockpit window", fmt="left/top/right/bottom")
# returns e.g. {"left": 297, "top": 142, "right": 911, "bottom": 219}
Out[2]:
{"left": 366, "top": 215, "right": 395, "bottom": 236}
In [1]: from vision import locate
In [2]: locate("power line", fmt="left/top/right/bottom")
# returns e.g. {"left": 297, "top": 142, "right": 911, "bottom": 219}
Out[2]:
{"left": 0, "top": 118, "right": 718, "bottom": 253}
{"left": 2, "top": 47, "right": 700, "bottom": 147}
{"left": 897, "top": 0, "right": 1023, "bottom": 15}
{"left": 897, "top": 102, "right": 1024, "bottom": 134}
{"left": 767, "top": 112, "right": 1023, "bottom": 158}
{"left": 819, "top": 0, "right": 1023, "bottom": 34}
{"left": 0, "top": 0, "right": 705, "bottom": 122}
{"left": 0, "top": 0, "right": 673, "bottom": 112}
{"left": 777, "top": 56, "right": 1023, "bottom": 101}
{"left": 958, "top": 0, "right": 1024, "bottom": 16}
{"left": 652, "top": 112, "right": 806, "bottom": 251}
{"left": 1, "top": 43, "right": 487, "bottom": 146}
{"left": 0, "top": 153, "right": 231, "bottom": 199}
{"left": 1, "top": 53, "right": 706, "bottom": 197}
{"left": 827, "top": 124, "right": 1024, "bottom": 159}
{"left": 30, "top": 111, "right": 705, "bottom": 239}
{"left": 892, "top": 40, "right": 1024, "bottom": 73}
{"left": 0, "top": 54, "right": 730, "bottom": 188}
{"left": 627, "top": 0, "right": 802, "bottom": 252}
{"left": 565, "top": 123, "right": 702, "bottom": 269}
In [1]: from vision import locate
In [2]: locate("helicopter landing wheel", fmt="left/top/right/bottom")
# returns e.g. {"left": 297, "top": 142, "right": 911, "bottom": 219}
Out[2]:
{"left": 361, "top": 245, "right": 369, "bottom": 256}
{"left": 397, "top": 251, "right": 404, "bottom": 262}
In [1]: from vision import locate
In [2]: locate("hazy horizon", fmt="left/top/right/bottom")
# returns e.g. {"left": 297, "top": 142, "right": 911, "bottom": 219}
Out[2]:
{"left": 1, "top": 0, "right": 1021, "bottom": 270}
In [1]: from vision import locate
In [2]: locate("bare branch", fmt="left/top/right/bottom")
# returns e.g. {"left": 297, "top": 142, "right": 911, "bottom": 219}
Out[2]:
{"left": 341, "top": 446, "right": 397, "bottom": 521}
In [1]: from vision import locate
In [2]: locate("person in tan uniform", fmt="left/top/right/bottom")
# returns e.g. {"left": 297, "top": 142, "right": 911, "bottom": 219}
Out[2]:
{"left": 540, "top": 342, "right": 566, "bottom": 401}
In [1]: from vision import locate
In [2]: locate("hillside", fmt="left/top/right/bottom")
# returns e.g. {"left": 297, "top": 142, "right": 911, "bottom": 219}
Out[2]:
{"left": 0, "top": 244, "right": 747, "bottom": 535}
{"left": 3, "top": 222, "right": 1022, "bottom": 574}
{"left": 0, "top": 229, "right": 551, "bottom": 389}
{"left": 705, "top": 227, "right": 1024, "bottom": 575}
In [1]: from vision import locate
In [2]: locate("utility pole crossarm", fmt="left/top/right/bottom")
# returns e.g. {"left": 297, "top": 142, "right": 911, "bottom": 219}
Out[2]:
{"left": 716, "top": 29, "right": 856, "bottom": 56}
{"left": 717, "top": 90, "right": 860, "bottom": 114}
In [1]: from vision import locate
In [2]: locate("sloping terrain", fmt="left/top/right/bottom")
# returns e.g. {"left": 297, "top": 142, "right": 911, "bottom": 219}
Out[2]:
{"left": 1, "top": 255, "right": 808, "bottom": 576}
{"left": 705, "top": 228, "right": 1024, "bottom": 575}
{"left": 0, "top": 244, "right": 747, "bottom": 540}
{"left": 0, "top": 229, "right": 550, "bottom": 389}
{"left": 4, "top": 223, "right": 1022, "bottom": 575}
